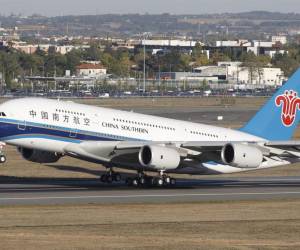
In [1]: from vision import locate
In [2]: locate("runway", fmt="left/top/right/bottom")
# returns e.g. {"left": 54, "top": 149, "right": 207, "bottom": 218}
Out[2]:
{"left": 1, "top": 176, "right": 300, "bottom": 205}
{"left": 129, "top": 106, "right": 257, "bottom": 126}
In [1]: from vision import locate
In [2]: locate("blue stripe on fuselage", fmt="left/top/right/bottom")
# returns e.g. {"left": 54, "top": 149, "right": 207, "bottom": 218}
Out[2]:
{"left": 0, "top": 117, "right": 141, "bottom": 143}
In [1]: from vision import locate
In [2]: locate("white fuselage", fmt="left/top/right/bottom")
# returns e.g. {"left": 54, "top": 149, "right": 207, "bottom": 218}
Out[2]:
{"left": 0, "top": 98, "right": 275, "bottom": 175}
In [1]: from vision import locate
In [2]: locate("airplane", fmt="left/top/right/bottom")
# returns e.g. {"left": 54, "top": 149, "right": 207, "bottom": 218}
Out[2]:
{"left": 1, "top": 69, "right": 300, "bottom": 187}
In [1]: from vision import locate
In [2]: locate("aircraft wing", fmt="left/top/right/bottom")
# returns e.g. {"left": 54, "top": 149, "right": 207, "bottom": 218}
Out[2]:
{"left": 115, "top": 141, "right": 227, "bottom": 149}
{"left": 63, "top": 140, "right": 225, "bottom": 162}
{"left": 62, "top": 138, "right": 300, "bottom": 169}
{"left": 265, "top": 141, "right": 300, "bottom": 149}
{"left": 63, "top": 140, "right": 256, "bottom": 163}
{"left": 264, "top": 141, "right": 300, "bottom": 157}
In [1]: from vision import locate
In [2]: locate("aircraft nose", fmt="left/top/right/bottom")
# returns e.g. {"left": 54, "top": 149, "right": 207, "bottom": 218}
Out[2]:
{"left": 0, "top": 108, "right": 11, "bottom": 140}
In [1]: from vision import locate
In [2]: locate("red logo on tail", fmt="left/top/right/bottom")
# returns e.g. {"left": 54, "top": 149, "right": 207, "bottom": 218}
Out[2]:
{"left": 275, "top": 90, "right": 300, "bottom": 127}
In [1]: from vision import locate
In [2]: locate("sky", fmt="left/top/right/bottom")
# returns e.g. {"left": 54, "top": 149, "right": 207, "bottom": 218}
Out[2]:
{"left": 0, "top": 0, "right": 300, "bottom": 16}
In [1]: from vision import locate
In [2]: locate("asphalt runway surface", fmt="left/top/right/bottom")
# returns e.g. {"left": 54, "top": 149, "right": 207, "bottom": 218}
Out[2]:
{"left": 124, "top": 106, "right": 258, "bottom": 127}
{"left": 1, "top": 176, "right": 300, "bottom": 205}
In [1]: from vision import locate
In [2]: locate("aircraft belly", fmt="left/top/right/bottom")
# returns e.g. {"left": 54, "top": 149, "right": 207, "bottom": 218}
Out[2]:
{"left": 5, "top": 138, "right": 67, "bottom": 153}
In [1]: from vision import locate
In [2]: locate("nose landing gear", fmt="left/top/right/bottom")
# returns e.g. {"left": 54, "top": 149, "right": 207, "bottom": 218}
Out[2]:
{"left": 0, "top": 155, "right": 6, "bottom": 163}
{"left": 0, "top": 142, "right": 6, "bottom": 163}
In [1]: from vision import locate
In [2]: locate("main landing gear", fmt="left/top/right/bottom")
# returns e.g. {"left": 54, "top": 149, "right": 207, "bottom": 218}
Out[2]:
{"left": 100, "top": 168, "right": 177, "bottom": 188}
{"left": 126, "top": 171, "right": 176, "bottom": 188}
{"left": 100, "top": 168, "right": 121, "bottom": 183}
{"left": 0, "top": 142, "right": 6, "bottom": 164}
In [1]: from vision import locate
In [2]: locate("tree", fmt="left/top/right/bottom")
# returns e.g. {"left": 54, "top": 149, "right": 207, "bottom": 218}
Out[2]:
{"left": 0, "top": 51, "right": 20, "bottom": 89}
{"left": 192, "top": 42, "right": 203, "bottom": 59}
{"left": 84, "top": 43, "right": 102, "bottom": 61}
{"left": 111, "top": 51, "right": 131, "bottom": 77}
{"left": 66, "top": 49, "right": 83, "bottom": 74}
{"left": 210, "top": 51, "right": 231, "bottom": 65}
{"left": 18, "top": 53, "right": 44, "bottom": 76}
{"left": 159, "top": 49, "right": 190, "bottom": 72}
{"left": 100, "top": 52, "right": 114, "bottom": 73}
{"left": 240, "top": 52, "right": 271, "bottom": 84}
{"left": 272, "top": 53, "right": 299, "bottom": 77}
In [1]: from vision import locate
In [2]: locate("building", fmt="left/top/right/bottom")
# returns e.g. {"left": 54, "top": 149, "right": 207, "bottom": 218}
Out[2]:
{"left": 271, "top": 36, "right": 287, "bottom": 45}
{"left": 194, "top": 62, "right": 284, "bottom": 86}
{"left": 13, "top": 44, "right": 38, "bottom": 54}
{"left": 227, "top": 65, "right": 284, "bottom": 86}
{"left": 213, "top": 39, "right": 287, "bottom": 56}
{"left": 55, "top": 45, "right": 90, "bottom": 55}
{"left": 12, "top": 43, "right": 90, "bottom": 55}
{"left": 135, "top": 39, "right": 204, "bottom": 55}
{"left": 76, "top": 63, "right": 107, "bottom": 79}
{"left": 264, "top": 50, "right": 286, "bottom": 58}
{"left": 157, "top": 72, "right": 218, "bottom": 83}
{"left": 55, "top": 45, "right": 75, "bottom": 55}
{"left": 216, "top": 40, "right": 251, "bottom": 47}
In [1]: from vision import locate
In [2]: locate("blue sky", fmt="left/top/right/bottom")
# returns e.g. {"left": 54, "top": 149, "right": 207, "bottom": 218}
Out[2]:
{"left": 0, "top": 0, "right": 299, "bottom": 16}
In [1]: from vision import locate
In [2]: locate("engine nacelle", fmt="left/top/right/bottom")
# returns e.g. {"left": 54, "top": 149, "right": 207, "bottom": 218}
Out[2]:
{"left": 221, "top": 143, "right": 263, "bottom": 168}
{"left": 19, "top": 148, "right": 61, "bottom": 163}
{"left": 138, "top": 145, "right": 180, "bottom": 170}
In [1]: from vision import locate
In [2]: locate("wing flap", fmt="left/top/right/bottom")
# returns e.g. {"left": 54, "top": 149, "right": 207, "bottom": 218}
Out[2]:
{"left": 265, "top": 141, "right": 300, "bottom": 148}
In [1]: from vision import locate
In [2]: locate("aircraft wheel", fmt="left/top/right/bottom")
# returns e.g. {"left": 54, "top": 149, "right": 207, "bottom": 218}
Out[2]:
{"left": 170, "top": 178, "right": 176, "bottom": 186}
{"left": 156, "top": 178, "right": 164, "bottom": 187}
{"left": 106, "top": 175, "right": 113, "bottom": 183}
{"left": 139, "top": 177, "right": 146, "bottom": 185}
{"left": 100, "top": 174, "right": 107, "bottom": 182}
{"left": 126, "top": 177, "right": 133, "bottom": 186}
{"left": 0, "top": 155, "right": 6, "bottom": 163}
{"left": 164, "top": 176, "right": 171, "bottom": 185}
{"left": 113, "top": 173, "right": 121, "bottom": 182}
{"left": 132, "top": 178, "right": 139, "bottom": 187}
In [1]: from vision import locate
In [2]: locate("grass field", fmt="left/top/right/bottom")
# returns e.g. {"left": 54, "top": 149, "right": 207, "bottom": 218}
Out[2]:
{"left": 1, "top": 200, "right": 300, "bottom": 249}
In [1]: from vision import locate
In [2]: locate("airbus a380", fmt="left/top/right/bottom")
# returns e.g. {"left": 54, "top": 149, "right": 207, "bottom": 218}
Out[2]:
{"left": 1, "top": 69, "right": 300, "bottom": 187}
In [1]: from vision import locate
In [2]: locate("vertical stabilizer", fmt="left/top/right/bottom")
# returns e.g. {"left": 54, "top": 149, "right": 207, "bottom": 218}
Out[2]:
{"left": 241, "top": 69, "right": 300, "bottom": 140}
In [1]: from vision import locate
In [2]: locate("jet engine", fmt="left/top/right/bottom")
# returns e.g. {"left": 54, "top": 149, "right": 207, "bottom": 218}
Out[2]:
{"left": 19, "top": 147, "right": 61, "bottom": 163}
{"left": 221, "top": 143, "right": 263, "bottom": 168}
{"left": 138, "top": 145, "right": 180, "bottom": 170}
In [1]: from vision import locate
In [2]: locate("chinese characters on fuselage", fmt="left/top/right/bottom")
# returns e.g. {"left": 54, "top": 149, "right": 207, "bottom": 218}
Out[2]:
{"left": 29, "top": 110, "right": 90, "bottom": 126}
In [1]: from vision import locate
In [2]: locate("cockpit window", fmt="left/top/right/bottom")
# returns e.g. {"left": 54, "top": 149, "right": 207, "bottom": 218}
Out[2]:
{"left": 0, "top": 112, "right": 6, "bottom": 117}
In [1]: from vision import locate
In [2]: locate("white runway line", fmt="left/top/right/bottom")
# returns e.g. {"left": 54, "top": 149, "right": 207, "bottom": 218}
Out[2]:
{"left": 1, "top": 191, "right": 300, "bottom": 201}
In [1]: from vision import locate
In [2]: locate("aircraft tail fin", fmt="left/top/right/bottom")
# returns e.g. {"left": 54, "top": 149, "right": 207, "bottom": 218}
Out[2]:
{"left": 240, "top": 69, "right": 300, "bottom": 140}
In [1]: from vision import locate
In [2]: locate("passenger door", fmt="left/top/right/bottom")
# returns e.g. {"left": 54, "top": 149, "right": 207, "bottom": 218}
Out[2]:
{"left": 69, "top": 128, "right": 77, "bottom": 138}
{"left": 18, "top": 120, "right": 26, "bottom": 131}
